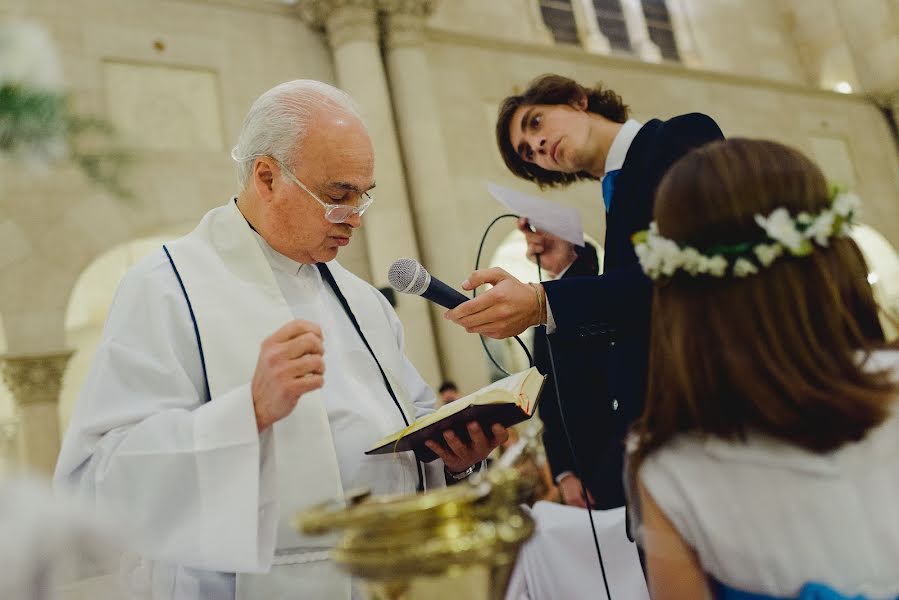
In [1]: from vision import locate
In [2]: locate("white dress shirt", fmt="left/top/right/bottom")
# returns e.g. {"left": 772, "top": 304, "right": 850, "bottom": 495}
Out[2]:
{"left": 544, "top": 119, "right": 642, "bottom": 333}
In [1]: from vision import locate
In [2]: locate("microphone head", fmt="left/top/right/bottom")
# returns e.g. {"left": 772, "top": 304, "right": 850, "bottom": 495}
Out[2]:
{"left": 388, "top": 258, "right": 430, "bottom": 295}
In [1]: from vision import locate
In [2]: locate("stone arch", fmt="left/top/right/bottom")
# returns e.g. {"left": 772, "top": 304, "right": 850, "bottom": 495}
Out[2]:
{"left": 0, "top": 154, "right": 238, "bottom": 357}
{"left": 58, "top": 226, "right": 192, "bottom": 434}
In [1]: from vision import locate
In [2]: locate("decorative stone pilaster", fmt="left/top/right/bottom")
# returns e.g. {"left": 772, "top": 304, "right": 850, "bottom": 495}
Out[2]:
{"left": 380, "top": 0, "right": 490, "bottom": 392}
{"left": 620, "top": 0, "right": 662, "bottom": 62}
{"left": 298, "top": 0, "right": 379, "bottom": 48}
{"left": 1, "top": 351, "right": 72, "bottom": 474}
{"left": 379, "top": 0, "right": 436, "bottom": 49}
{"left": 297, "top": 0, "right": 443, "bottom": 387}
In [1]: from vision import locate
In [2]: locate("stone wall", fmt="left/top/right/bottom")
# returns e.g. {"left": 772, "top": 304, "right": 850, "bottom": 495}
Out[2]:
{"left": 0, "top": 0, "right": 897, "bottom": 471}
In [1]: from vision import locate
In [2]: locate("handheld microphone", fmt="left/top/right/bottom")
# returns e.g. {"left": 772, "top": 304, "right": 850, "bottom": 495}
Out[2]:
{"left": 387, "top": 258, "right": 469, "bottom": 309}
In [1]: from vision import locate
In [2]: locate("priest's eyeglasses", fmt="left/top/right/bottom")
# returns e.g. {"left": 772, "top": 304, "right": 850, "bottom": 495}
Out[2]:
{"left": 276, "top": 159, "right": 375, "bottom": 224}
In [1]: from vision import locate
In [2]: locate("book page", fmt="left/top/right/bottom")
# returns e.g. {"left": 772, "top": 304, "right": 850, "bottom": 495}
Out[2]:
{"left": 368, "top": 368, "right": 537, "bottom": 450}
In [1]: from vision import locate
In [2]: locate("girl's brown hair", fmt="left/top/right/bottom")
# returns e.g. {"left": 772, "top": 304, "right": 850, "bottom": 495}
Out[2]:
{"left": 630, "top": 138, "right": 896, "bottom": 473}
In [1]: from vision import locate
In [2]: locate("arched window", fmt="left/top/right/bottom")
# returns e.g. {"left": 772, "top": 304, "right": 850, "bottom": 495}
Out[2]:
{"left": 539, "top": 0, "right": 579, "bottom": 45}
{"left": 640, "top": 0, "right": 680, "bottom": 61}
{"left": 593, "top": 0, "right": 632, "bottom": 52}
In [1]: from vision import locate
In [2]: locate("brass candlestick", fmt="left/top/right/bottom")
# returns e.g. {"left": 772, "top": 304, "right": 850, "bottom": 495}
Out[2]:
{"left": 295, "top": 436, "right": 541, "bottom": 600}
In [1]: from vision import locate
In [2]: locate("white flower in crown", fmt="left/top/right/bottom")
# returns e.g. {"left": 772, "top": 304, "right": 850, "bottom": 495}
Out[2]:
{"left": 705, "top": 255, "right": 728, "bottom": 277}
{"left": 832, "top": 191, "right": 860, "bottom": 217}
{"left": 680, "top": 247, "right": 704, "bottom": 275}
{"left": 753, "top": 243, "right": 783, "bottom": 267}
{"left": 733, "top": 258, "right": 759, "bottom": 278}
{"left": 755, "top": 208, "right": 803, "bottom": 253}
{"left": 656, "top": 238, "right": 683, "bottom": 276}
{"left": 804, "top": 211, "right": 836, "bottom": 246}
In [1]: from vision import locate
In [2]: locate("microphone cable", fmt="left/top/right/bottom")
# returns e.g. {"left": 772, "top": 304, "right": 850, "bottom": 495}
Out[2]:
{"left": 536, "top": 257, "right": 613, "bottom": 600}
{"left": 473, "top": 213, "right": 533, "bottom": 374}
{"left": 473, "top": 213, "right": 613, "bottom": 600}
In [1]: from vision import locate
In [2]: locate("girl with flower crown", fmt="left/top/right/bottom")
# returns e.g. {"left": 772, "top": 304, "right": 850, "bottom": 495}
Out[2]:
{"left": 627, "top": 138, "right": 899, "bottom": 600}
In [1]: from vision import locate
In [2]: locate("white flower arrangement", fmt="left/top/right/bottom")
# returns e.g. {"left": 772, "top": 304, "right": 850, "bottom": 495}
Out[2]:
{"left": 0, "top": 20, "right": 132, "bottom": 196}
{"left": 0, "top": 20, "right": 67, "bottom": 163}
{"left": 632, "top": 191, "right": 860, "bottom": 280}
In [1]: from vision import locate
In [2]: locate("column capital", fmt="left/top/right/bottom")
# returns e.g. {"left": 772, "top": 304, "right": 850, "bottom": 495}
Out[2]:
{"left": 377, "top": 0, "right": 437, "bottom": 18}
{"left": 297, "top": 0, "right": 379, "bottom": 47}
{"left": 1, "top": 351, "right": 73, "bottom": 406}
{"left": 380, "top": 0, "right": 438, "bottom": 49}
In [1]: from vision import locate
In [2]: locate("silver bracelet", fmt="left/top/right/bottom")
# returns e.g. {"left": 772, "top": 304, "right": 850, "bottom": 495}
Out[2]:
{"left": 447, "top": 464, "right": 476, "bottom": 480}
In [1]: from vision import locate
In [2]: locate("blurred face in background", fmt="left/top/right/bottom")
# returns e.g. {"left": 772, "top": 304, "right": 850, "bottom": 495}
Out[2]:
{"left": 439, "top": 387, "right": 460, "bottom": 406}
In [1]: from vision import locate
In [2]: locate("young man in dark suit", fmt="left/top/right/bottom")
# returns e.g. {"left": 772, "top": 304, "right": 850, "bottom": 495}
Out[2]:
{"left": 529, "top": 239, "right": 616, "bottom": 509}
{"left": 446, "top": 74, "right": 724, "bottom": 508}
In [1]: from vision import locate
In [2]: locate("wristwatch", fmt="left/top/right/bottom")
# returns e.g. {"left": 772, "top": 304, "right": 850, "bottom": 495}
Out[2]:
{"left": 446, "top": 464, "right": 476, "bottom": 480}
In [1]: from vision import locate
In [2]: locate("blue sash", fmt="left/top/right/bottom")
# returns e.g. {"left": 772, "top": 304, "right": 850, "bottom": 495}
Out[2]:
{"left": 716, "top": 581, "right": 886, "bottom": 600}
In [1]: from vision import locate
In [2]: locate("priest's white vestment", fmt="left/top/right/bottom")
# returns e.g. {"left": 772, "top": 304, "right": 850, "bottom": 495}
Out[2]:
{"left": 55, "top": 200, "right": 445, "bottom": 599}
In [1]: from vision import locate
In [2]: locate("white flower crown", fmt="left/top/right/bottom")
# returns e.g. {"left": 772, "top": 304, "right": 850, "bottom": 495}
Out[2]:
{"left": 632, "top": 190, "right": 861, "bottom": 280}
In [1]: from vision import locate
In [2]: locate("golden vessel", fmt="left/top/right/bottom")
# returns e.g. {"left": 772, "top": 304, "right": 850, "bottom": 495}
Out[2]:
{"left": 295, "top": 436, "right": 542, "bottom": 600}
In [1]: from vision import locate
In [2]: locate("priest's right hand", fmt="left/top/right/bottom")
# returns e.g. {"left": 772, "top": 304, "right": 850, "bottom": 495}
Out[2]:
{"left": 252, "top": 319, "right": 325, "bottom": 432}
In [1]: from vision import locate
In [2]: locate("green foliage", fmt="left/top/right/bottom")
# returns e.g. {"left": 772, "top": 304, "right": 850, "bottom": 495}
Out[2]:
{"left": 0, "top": 85, "right": 133, "bottom": 198}
{"left": 0, "top": 84, "right": 66, "bottom": 156}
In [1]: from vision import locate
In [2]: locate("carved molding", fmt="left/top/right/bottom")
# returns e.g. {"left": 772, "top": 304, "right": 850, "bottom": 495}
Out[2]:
{"left": 298, "top": 0, "right": 438, "bottom": 48}
{"left": 297, "top": 0, "right": 377, "bottom": 29}
{"left": 383, "top": 11, "right": 427, "bottom": 49}
{"left": 297, "top": 0, "right": 379, "bottom": 47}
{"left": 1, "top": 351, "right": 73, "bottom": 406}
{"left": 377, "top": 0, "right": 437, "bottom": 18}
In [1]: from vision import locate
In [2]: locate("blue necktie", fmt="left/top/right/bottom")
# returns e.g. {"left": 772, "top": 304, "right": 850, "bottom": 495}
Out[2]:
{"left": 602, "top": 169, "right": 620, "bottom": 213}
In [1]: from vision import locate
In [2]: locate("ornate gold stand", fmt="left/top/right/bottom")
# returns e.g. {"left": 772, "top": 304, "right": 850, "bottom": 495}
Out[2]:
{"left": 295, "top": 436, "right": 542, "bottom": 600}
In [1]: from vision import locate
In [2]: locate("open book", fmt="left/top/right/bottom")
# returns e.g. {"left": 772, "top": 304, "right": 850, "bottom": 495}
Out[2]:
{"left": 366, "top": 367, "right": 546, "bottom": 462}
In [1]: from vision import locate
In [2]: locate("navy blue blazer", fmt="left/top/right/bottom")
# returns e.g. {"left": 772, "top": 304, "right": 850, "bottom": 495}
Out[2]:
{"left": 533, "top": 244, "right": 618, "bottom": 506}
{"left": 540, "top": 113, "right": 724, "bottom": 506}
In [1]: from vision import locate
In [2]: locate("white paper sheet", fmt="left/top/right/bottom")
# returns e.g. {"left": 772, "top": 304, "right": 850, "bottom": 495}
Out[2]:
{"left": 487, "top": 182, "right": 585, "bottom": 247}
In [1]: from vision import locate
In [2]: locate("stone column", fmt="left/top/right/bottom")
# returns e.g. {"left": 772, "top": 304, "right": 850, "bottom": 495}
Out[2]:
{"left": 571, "top": 0, "right": 611, "bottom": 54}
{"left": 297, "top": 0, "right": 442, "bottom": 386}
{"left": 380, "top": 0, "right": 490, "bottom": 393}
{"left": 620, "top": 0, "right": 662, "bottom": 62}
{"left": 1, "top": 351, "right": 72, "bottom": 475}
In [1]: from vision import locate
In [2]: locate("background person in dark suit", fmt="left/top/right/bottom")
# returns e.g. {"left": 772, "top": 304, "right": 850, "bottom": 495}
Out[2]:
{"left": 526, "top": 238, "right": 614, "bottom": 509}
{"left": 446, "top": 74, "right": 724, "bottom": 509}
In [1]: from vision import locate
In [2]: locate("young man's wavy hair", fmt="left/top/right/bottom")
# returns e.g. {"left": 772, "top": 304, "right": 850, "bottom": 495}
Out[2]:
{"left": 496, "top": 74, "right": 629, "bottom": 188}
{"left": 630, "top": 138, "right": 897, "bottom": 478}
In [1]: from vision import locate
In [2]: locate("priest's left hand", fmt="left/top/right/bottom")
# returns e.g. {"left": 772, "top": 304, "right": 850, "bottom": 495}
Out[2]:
{"left": 425, "top": 422, "right": 509, "bottom": 474}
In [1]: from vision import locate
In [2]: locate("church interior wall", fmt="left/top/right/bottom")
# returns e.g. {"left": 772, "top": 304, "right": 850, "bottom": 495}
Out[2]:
{"left": 0, "top": 0, "right": 897, "bottom": 472}
{"left": 422, "top": 30, "right": 899, "bottom": 273}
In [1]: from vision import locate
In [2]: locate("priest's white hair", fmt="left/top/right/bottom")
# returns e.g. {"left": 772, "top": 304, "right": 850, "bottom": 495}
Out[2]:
{"left": 231, "top": 79, "right": 364, "bottom": 188}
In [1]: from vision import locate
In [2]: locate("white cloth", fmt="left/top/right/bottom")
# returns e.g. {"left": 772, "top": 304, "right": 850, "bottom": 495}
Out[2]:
{"left": 506, "top": 501, "right": 649, "bottom": 600}
{"left": 0, "top": 477, "right": 123, "bottom": 600}
{"left": 639, "top": 349, "right": 899, "bottom": 599}
{"left": 544, "top": 119, "right": 642, "bottom": 333}
{"left": 55, "top": 201, "right": 444, "bottom": 600}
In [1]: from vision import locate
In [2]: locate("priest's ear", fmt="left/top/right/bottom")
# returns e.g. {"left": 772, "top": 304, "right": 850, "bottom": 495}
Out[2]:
{"left": 252, "top": 156, "right": 277, "bottom": 200}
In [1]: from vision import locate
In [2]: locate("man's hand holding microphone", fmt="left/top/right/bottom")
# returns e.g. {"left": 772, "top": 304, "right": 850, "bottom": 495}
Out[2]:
{"left": 444, "top": 219, "right": 577, "bottom": 339}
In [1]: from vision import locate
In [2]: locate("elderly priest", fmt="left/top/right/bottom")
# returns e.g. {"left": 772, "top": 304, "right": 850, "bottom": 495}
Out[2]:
{"left": 55, "top": 80, "right": 507, "bottom": 600}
